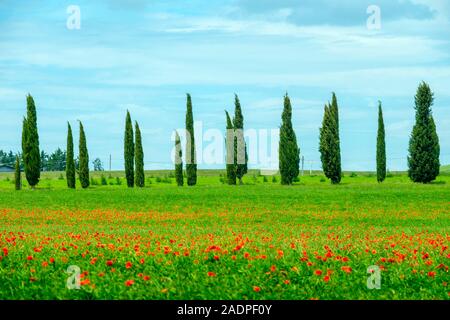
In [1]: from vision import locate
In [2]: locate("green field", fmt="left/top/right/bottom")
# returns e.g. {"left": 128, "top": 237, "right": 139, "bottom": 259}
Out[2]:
{"left": 0, "top": 171, "right": 449, "bottom": 300}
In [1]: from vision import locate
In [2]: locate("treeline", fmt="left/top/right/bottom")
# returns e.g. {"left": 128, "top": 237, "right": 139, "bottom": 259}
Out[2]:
{"left": 13, "top": 81, "right": 440, "bottom": 190}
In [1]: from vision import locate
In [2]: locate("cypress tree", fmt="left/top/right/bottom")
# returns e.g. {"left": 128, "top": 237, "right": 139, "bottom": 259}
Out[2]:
{"left": 78, "top": 121, "right": 90, "bottom": 189}
{"left": 319, "top": 95, "right": 341, "bottom": 184}
{"left": 134, "top": 121, "right": 145, "bottom": 188}
{"left": 376, "top": 102, "right": 386, "bottom": 183}
{"left": 66, "top": 122, "right": 76, "bottom": 189}
{"left": 174, "top": 131, "right": 184, "bottom": 186}
{"left": 408, "top": 82, "right": 440, "bottom": 183}
{"left": 124, "top": 111, "right": 135, "bottom": 188}
{"left": 15, "top": 156, "right": 21, "bottom": 191}
{"left": 185, "top": 94, "right": 197, "bottom": 186}
{"left": 22, "top": 94, "right": 40, "bottom": 188}
{"left": 279, "top": 93, "right": 300, "bottom": 185}
{"left": 233, "top": 94, "right": 248, "bottom": 184}
{"left": 225, "top": 111, "right": 237, "bottom": 185}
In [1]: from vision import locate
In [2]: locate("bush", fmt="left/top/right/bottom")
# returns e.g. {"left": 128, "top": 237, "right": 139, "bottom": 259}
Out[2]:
{"left": 58, "top": 174, "right": 64, "bottom": 180}
{"left": 272, "top": 176, "right": 278, "bottom": 183}
{"left": 350, "top": 172, "right": 358, "bottom": 178}
{"left": 263, "top": 176, "right": 268, "bottom": 183}
{"left": 101, "top": 175, "right": 107, "bottom": 186}
{"left": 320, "top": 177, "right": 326, "bottom": 183}
{"left": 90, "top": 178, "right": 99, "bottom": 186}
{"left": 115, "top": 177, "right": 122, "bottom": 185}
{"left": 155, "top": 177, "right": 162, "bottom": 183}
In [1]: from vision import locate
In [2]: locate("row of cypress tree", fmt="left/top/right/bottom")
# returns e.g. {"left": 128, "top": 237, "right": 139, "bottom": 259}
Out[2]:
{"left": 15, "top": 82, "right": 441, "bottom": 190}
{"left": 124, "top": 111, "right": 145, "bottom": 188}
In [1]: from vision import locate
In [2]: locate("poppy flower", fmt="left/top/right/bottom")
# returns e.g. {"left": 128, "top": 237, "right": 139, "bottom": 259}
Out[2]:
{"left": 214, "top": 255, "right": 220, "bottom": 261}
{"left": 323, "top": 276, "right": 330, "bottom": 282}
{"left": 253, "top": 286, "right": 261, "bottom": 292}
{"left": 270, "top": 265, "right": 276, "bottom": 272}
{"left": 428, "top": 271, "right": 436, "bottom": 277}
{"left": 49, "top": 258, "right": 55, "bottom": 264}
{"left": 106, "top": 260, "right": 113, "bottom": 266}
{"left": 125, "top": 280, "right": 134, "bottom": 286}
{"left": 80, "top": 279, "right": 90, "bottom": 286}
{"left": 27, "top": 255, "right": 33, "bottom": 261}
{"left": 42, "top": 261, "right": 48, "bottom": 267}
{"left": 2, "top": 248, "right": 8, "bottom": 256}
{"left": 125, "top": 261, "right": 132, "bottom": 269}
{"left": 140, "top": 258, "right": 145, "bottom": 264}
{"left": 207, "top": 272, "right": 216, "bottom": 277}
{"left": 314, "top": 270, "right": 322, "bottom": 276}
{"left": 284, "top": 280, "right": 290, "bottom": 285}
{"left": 341, "top": 266, "right": 352, "bottom": 274}
{"left": 143, "top": 276, "right": 150, "bottom": 281}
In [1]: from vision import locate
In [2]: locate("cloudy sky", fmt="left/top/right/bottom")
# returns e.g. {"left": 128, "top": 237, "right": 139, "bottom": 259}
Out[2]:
{"left": 0, "top": 0, "right": 449, "bottom": 170}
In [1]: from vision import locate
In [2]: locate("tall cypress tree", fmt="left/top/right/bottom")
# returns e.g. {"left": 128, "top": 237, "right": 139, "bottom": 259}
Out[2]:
{"left": 124, "top": 111, "right": 135, "bottom": 188}
{"left": 319, "top": 95, "right": 341, "bottom": 184}
{"left": 78, "top": 121, "right": 90, "bottom": 189}
{"left": 408, "top": 82, "right": 440, "bottom": 183}
{"left": 134, "top": 121, "right": 145, "bottom": 188}
{"left": 279, "top": 93, "right": 300, "bottom": 185}
{"left": 185, "top": 94, "right": 197, "bottom": 186}
{"left": 22, "top": 94, "right": 40, "bottom": 188}
{"left": 174, "top": 131, "right": 184, "bottom": 187}
{"left": 66, "top": 122, "right": 76, "bottom": 189}
{"left": 376, "top": 102, "right": 386, "bottom": 183}
{"left": 15, "top": 156, "right": 21, "bottom": 191}
{"left": 233, "top": 94, "right": 248, "bottom": 184}
{"left": 225, "top": 111, "right": 237, "bottom": 185}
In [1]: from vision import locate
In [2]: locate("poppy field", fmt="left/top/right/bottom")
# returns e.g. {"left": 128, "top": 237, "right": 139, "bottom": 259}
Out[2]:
{"left": 0, "top": 173, "right": 449, "bottom": 300}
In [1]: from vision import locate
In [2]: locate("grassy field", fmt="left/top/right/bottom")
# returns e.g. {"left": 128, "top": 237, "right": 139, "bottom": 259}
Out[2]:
{"left": 0, "top": 171, "right": 449, "bottom": 300}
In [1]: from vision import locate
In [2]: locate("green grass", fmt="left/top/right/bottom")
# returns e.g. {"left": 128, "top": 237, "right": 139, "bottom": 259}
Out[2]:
{"left": 0, "top": 171, "right": 449, "bottom": 300}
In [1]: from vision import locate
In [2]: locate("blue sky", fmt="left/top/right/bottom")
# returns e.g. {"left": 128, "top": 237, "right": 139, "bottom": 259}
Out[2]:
{"left": 0, "top": 0, "right": 449, "bottom": 170}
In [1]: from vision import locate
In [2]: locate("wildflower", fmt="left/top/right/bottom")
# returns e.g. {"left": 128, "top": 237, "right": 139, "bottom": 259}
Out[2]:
{"left": 207, "top": 272, "right": 216, "bottom": 277}
{"left": 125, "top": 280, "right": 134, "bottom": 286}
{"left": 253, "top": 286, "right": 261, "bottom": 292}
{"left": 125, "top": 261, "right": 132, "bottom": 269}
{"left": 314, "top": 270, "right": 322, "bottom": 276}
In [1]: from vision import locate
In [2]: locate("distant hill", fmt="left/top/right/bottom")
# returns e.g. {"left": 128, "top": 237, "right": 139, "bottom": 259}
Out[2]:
{"left": 441, "top": 165, "right": 450, "bottom": 173}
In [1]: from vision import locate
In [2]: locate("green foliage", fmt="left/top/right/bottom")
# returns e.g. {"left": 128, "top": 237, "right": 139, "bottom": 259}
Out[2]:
{"left": 78, "top": 121, "right": 90, "bottom": 189}
{"left": 22, "top": 94, "right": 41, "bottom": 188}
{"left": 185, "top": 94, "right": 197, "bottom": 186}
{"left": 233, "top": 94, "right": 248, "bottom": 184}
{"left": 101, "top": 175, "right": 107, "bottom": 186}
{"left": 319, "top": 93, "right": 342, "bottom": 184}
{"left": 14, "top": 156, "right": 21, "bottom": 191}
{"left": 225, "top": 111, "right": 237, "bottom": 185}
{"left": 66, "top": 123, "right": 76, "bottom": 189}
{"left": 376, "top": 102, "right": 386, "bottom": 183}
{"left": 124, "top": 111, "right": 135, "bottom": 188}
{"left": 408, "top": 82, "right": 440, "bottom": 183}
{"left": 174, "top": 131, "right": 184, "bottom": 186}
{"left": 134, "top": 121, "right": 145, "bottom": 188}
{"left": 279, "top": 93, "right": 300, "bottom": 185}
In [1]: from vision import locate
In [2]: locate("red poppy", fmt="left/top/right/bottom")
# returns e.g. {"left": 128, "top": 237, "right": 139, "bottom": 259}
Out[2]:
{"left": 214, "top": 255, "right": 220, "bottom": 261}
{"left": 2, "top": 248, "right": 8, "bottom": 256}
{"left": 341, "top": 266, "right": 352, "bottom": 274}
{"left": 323, "top": 276, "right": 330, "bottom": 282}
{"left": 125, "top": 280, "right": 134, "bottom": 286}
{"left": 284, "top": 280, "right": 290, "bottom": 285}
{"left": 80, "top": 279, "right": 90, "bottom": 286}
{"left": 140, "top": 258, "right": 145, "bottom": 264}
{"left": 314, "top": 270, "right": 322, "bottom": 276}
{"left": 207, "top": 271, "right": 216, "bottom": 277}
{"left": 49, "top": 258, "right": 55, "bottom": 264}
{"left": 106, "top": 260, "right": 113, "bottom": 266}
{"left": 42, "top": 261, "right": 48, "bottom": 267}
{"left": 428, "top": 271, "right": 436, "bottom": 277}
{"left": 27, "top": 255, "right": 33, "bottom": 261}
{"left": 270, "top": 265, "right": 276, "bottom": 272}
{"left": 125, "top": 261, "right": 132, "bottom": 269}
{"left": 143, "top": 276, "right": 150, "bottom": 281}
{"left": 253, "top": 286, "right": 261, "bottom": 292}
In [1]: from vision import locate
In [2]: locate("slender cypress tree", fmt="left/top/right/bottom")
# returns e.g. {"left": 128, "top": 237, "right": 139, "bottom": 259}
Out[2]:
{"left": 225, "top": 111, "right": 237, "bottom": 185}
{"left": 279, "top": 93, "right": 300, "bottom": 185}
{"left": 78, "top": 121, "right": 90, "bottom": 189}
{"left": 15, "top": 156, "right": 21, "bottom": 191}
{"left": 134, "top": 121, "right": 145, "bottom": 188}
{"left": 22, "top": 94, "right": 40, "bottom": 188}
{"left": 66, "top": 122, "right": 76, "bottom": 189}
{"left": 319, "top": 96, "right": 341, "bottom": 184}
{"left": 124, "top": 111, "right": 135, "bottom": 188}
{"left": 376, "top": 102, "right": 386, "bottom": 183}
{"left": 174, "top": 131, "right": 184, "bottom": 186}
{"left": 185, "top": 94, "right": 197, "bottom": 186}
{"left": 233, "top": 94, "right": 248, "bottom": 184}
{"left": 408, "top": 82, "right": 440, "bottom": 183}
